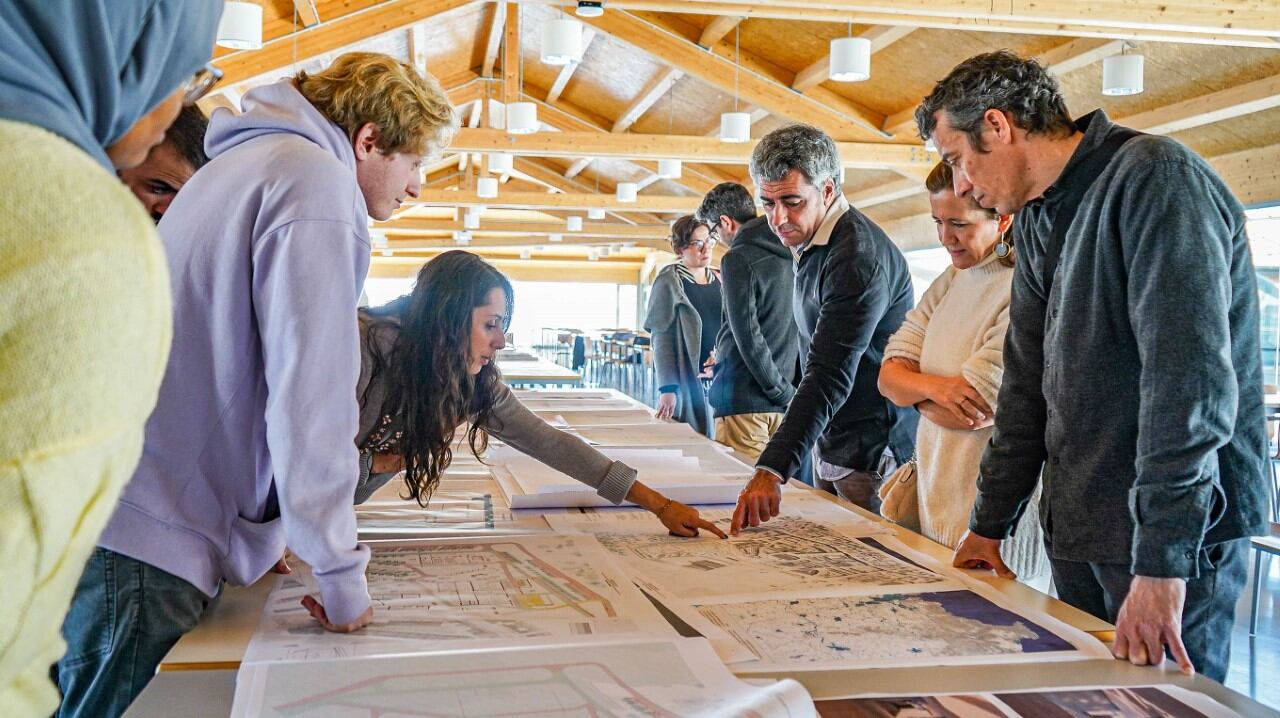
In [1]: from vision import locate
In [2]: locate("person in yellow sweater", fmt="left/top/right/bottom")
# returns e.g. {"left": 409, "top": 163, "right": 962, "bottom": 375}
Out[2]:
{"left": 0, "top": 2, "right": 221, "bottom": 715}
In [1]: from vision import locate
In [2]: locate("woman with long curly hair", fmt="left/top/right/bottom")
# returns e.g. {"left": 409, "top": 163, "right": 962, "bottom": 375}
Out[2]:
{"left": 355, "top": 251, "right": 725, "bottom": 537}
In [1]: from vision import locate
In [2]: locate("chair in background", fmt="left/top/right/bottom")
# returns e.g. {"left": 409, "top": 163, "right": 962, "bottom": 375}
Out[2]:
{"left": 1249, "top": 522, "right": 1280, "bottom": 637}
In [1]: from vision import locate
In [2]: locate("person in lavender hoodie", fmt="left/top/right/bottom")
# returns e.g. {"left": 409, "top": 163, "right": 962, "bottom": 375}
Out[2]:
{"left": 54, "top": 52, "right": 458, "bottom": 718}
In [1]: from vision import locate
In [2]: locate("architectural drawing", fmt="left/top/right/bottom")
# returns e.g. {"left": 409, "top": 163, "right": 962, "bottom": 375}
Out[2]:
{"left": 233, "top": 638, "right": 816, "bottom": 718}
{"left": 549, "top": 514, "right": 933, "bottom": 602}
{"left": 695, "top": 588, "right": 1109, "bottom": 671}
{"left": 243, "top": 535, "right": 672, "bottom": 663}
{"left": 817, "top": 685, "right": 1239, "bottom": 718}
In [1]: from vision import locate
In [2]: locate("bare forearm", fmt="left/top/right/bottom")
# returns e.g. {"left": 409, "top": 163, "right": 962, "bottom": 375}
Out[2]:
{"left": 919, "top": 400, "right": 992, "bottom": 431}
{"left": 625, "top": 481, "right": 668, "bottom": 514}
{"left": 878, "top": 359, "right": 937, "bottom": 407}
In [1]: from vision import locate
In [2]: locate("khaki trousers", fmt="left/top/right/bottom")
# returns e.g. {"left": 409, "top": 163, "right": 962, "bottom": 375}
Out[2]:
{"left": 714, "top": 412, "right": 784, "bottom": 461}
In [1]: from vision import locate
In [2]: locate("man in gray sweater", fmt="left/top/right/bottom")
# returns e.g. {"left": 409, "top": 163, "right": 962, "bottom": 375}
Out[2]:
{"left": 916, "top": 50, "right": 1269, "bottom": 682}
{"left": 696, "top": 182, "right": 799, "bottom": 460}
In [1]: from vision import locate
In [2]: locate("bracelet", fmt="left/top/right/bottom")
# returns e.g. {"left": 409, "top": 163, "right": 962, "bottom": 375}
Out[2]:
{"left": 656, "top": 498, "right": 674, "bottom": 517}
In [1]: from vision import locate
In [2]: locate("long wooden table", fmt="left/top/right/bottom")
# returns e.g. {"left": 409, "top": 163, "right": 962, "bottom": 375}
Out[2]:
{"left": 128, "top": 391, "right": 1278, "bottom": 717}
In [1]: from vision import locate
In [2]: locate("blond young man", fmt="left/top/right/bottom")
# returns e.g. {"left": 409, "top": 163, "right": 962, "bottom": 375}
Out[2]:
{"left": 56, "top": 53, "right": 458, "bottom": 718}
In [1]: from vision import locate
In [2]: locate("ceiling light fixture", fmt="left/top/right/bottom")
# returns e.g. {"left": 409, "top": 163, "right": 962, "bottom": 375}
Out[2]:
{"left": 476, "top": 177, "right": 499, "bottom": 198}
{"left": 829, "top": 22, "right": 870, "bottom": 82}
{"left": 216, "top": 1, "right": 263, "bottom": 50}
{"left": 1102, "top": 44, "right": 1144, "bottom": 96}
{"left": 720, "top": 26, "right": 750, "bottom": 143}
{"left": 575, "top": 1, "right": 604, "bottom": 18}
{"left": 541, "top": 18, "right": 583, "bottom": 66}
{"left": 566, "top": 216, "right": 584, "bottom": 231}
{"left": 616, "top": 182, "right": 638, "bottom": 202}
{"left": 587, "top": 208, "right": 606, "bottom": 220}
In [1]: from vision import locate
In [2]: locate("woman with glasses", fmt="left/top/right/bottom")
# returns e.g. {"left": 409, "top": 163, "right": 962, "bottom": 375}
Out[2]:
{"left": 644, "top": 215, "right": 722, "bottom": 437}
{"left": 0, "top": 1, "right": 221, "bottom": 714}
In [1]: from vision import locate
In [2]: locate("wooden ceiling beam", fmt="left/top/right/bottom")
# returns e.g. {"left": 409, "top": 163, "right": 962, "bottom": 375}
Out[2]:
{"left": 480, "top": 2, "right": 507, "bottom": 77}
{"left": 523, "top": 0, "right": 1280, "bottom": 47}
{"left": 846, "top": 177, "right": 928, "bottom": 210}
{"left": 292, "top": 0, "right": 320, "bottom": 27}
{"left": 1120, "top": 72, "right": 1280, "bottom": 136}
{"left": 513, "top": 157, "right": 666, "bottom": 225}
{"left": 215, "top": 0, "right": 475, "bottom": 86}
{"left": 545, "top": 29, "right": 596, "bottom": 104}
{"left": 501, "top": 2, "right": 520, "bottom": 103}
{"left": 407, "top": 23, "right": 430, "bottom": 75}
{"left": 612, "top": 68, "right": 684, "bottom": 133}
{"left": 448, "top": 128, "right": 936, "bottom": 170}
{"left": 408, "top": 189, "right": 702, "bottom": 212}
{"left": 575, "top": 10, "right": 891, "bottom": 142}
{"left": 791, "top": 25, "right": 916, "bottom": 92}
{"left": 698, "top": 15, "right": 743, "bottom": 47}
{"left": 881, "top": 36, "right": 1129, "bottom": 137}
{"left": 381, "top": 218, "right": 670, "bottom": 239}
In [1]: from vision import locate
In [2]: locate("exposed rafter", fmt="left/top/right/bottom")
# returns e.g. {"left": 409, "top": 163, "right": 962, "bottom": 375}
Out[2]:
{"left": 291, "top": 0, "right": 320, "bottom": 27}
{"left": 698, "top": 15, "right": 742, "bottom": 47}
{"left": 501, "top": 2, "right": 520, "bottom": 103}
{"left": 381, "top": 217, "right": 669, "bottom": 240}
{"left": 545, "top": 29, "right": 597, "bottom": 104}
{"left": 407, "top": 23, "right": 430, "bottom": 75}
{"left": 1121, "top": 72, "right": 1280, "bottom": 136}
{"left": 612, "top": 68, "right": 684, "bottom": 133}
{"left": 480, "top": 2, "right": 506, "bottom": 77}
{"left": 525, "top": 0, "right": 1280, "bottom": 48}
{"left": 408, "top": 189, "right": 702, "bottom": 213}
{"left": 215, "top": 0, "right": 474, "bottom": 86}
{"left": 791, "top": 25, "right": 916, "bottom": 92}
{"left": 575, "top": 10, "right": 891, "bottom": 141}
{"left": 447, "top": 128, "right": 936, "bottom": 170}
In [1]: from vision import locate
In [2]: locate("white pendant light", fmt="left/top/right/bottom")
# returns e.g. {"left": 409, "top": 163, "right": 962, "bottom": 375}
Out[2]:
{"left": 566, "top": 215, "right": 584, "bottom": 231}
{"left": 588, "top": 248, "right": 600, "bottom": 261}
{"left": 829, "top": 36, "right": 872, "bottom": 82}
{"left": 463, "top": 209, "right": 481, "bottom": 229}
{"left": 657, "top": 159, "right": 682, "bottom": 179}
{"left": 216, "top": 1, "right": 263, "bottom": 50}
{"left": 587, "top": 207, "right": 606, "bottom": 220}
{"left": 616, "top": 182, "right": 638, "bottom": 202}
{"left": 454, "top": 230, "right": 472, "bottom": 245}
{"left": 476, "top": 177, "right": 499, "bottom": 199}
{"left": 575, "top": 1, "right": 604, "bottom": 17}
{"left": 1102, "top": 51, "right": 1144, "bottom": 96}
{"left": 541, "top": 18, "right": 583, "bottom": 66}
{"left": 506, "top": 102, "right": 539, "bottom": 135}
{"left": 549, "top": 233, "right": 563, "bottom": 242}
{"left": 487, "top": 152, "right": 513, "bottom": 174}
{"left": 380, "top": 248, "right": 393, "bottom": 257}
{"left": 720, "top": 27, "right": 750, "bottom": 143}
{"left": 599, "top": 245, "right": 611, "bottom": 257}
{"left": 519, "top": 248, "right": 532, "bottom": 259}
{"left": 720, "top": 112, "right": 751, "bottom": 143}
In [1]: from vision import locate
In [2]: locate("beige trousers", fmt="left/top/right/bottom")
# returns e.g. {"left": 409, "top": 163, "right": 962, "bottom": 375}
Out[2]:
{"left": 714, "top": 412, "right": 784, "bottom": 461}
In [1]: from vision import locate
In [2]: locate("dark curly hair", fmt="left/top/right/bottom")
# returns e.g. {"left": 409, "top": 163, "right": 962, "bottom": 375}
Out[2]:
{"left": 363, "top": 251, "right": 513, "bottom": 506}
{"left": 914, "top": 50, "right": 1075, "bottom": 152}
{"left": 669, "top": 214, "right": 711, "bottom": 253}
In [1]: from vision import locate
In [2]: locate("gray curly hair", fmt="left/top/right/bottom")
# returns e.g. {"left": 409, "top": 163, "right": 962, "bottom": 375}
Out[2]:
{"left": 914, "top": 50, "right": 1075, "bottom": 151}
{"left": 749, "top": 124, "right": 842, "bottom": 192}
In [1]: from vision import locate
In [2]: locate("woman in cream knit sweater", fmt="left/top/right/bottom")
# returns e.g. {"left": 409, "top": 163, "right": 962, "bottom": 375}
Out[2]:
{"left": 878, "top": 162, "right": 1048, "bottom": 583}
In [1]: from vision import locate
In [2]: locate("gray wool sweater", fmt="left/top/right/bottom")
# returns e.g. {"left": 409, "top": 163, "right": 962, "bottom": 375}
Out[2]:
{"left": 970, "top": 110, "right": 1271, "bottom": 578}
{"left": 352, "top": 309, "right": 637, "bottom": 505}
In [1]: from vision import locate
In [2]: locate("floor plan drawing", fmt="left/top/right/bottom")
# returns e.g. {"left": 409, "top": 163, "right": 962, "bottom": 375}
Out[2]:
{"left": 233, "top": 638, "right": 816, "bottom": 718}
{"left": 243, "top": 535, "right": 672, "bottom": 663}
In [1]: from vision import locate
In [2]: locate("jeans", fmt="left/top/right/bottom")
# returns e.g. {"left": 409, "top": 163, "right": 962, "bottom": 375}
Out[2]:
{"left": 812, "top": 447, "right": 899, "bottom": 513}
{"left": 1048, "top": 538, "right": 1248, "bottom": 683}
{"left": 54, "top": 548, "right": 218, "bottom": 718}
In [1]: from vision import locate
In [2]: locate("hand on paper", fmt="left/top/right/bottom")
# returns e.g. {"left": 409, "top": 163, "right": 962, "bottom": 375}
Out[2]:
{"left": 1113, "top": 576, "right": 1194, "bottom": 675}
{"left": 657, "top": 500, "right": 728, "bottom": 539}
{"left": 655, "top": 392, "right": 677, "bottom": 420}
{"left": 372, "top": 451, "right": 405, "bottom": 474}
{"left": 300, "top": 595, "right": 374, "bottom": 633}
{"left": 730, "top": 469, "right": 782, "bottom": 535}
{"left": 952, "top": 530, "right": 1016, "bottom": 579}
{"left": 927, "top": 376, "right": 991, "bottom": 427}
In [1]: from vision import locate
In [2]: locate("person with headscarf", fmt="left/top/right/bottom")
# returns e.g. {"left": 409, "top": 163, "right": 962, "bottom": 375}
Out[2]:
{"left": 0, "top": 1, "right": 221, "bottom": 715}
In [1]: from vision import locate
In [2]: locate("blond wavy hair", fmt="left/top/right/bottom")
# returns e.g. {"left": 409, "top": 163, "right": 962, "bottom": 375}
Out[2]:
{"left": 297, "top": 52, "right": 459, "bottom": 158}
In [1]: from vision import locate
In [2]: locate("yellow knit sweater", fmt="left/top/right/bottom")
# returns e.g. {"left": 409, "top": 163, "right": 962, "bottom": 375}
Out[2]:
{"left": 0, "top": 119, "right": 171, "bottom": 716}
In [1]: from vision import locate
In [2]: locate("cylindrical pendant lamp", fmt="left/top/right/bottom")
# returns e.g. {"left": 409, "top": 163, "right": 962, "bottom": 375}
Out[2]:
{"left": 829, "top": 37, "right": 871, "bottom": 82}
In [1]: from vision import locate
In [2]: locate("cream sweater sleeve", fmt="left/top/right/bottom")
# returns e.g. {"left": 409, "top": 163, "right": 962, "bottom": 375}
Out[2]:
{"left": 884, "top": 267, "right": 955, "bottom": 363}
{"left": 961, "top": 301, "right": 1012, "bottom": 411}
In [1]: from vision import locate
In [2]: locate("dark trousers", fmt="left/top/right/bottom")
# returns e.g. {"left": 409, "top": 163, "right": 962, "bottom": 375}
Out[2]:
{"left": 812, "top": 447, "right": 898, "bottom": 513}
{"left": 54, "top": 548, "right": 218, "bottom": 718}
{"left": 1048, "top": 538, "right": 1248, "bottom": 683}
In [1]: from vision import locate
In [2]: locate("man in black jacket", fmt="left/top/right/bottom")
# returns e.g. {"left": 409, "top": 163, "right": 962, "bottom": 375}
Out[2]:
{"left": 731, "top": 124, "right": 917, "bottom": 528}
{"left": 917, "top": 51, "right": 1269, "bottom": 681}
{"left": 696, "top": 183, "right": 799, "bottom": 461}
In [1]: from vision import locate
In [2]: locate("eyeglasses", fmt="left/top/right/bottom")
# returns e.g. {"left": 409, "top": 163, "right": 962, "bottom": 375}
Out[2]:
{"left": 688, "top": 237, "right": 718, "bottom": 251}
{"left": 182, "top": 63, "right": 224, "bottom": 106}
